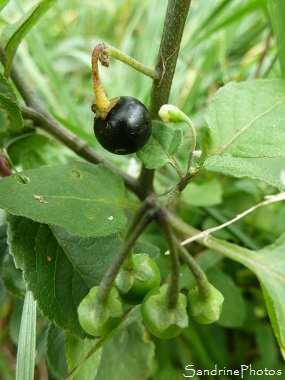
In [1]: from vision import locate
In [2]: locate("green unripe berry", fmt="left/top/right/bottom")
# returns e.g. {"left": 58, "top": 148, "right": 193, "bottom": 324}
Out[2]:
{"left": 77, "top": 286, "right": 124, "bottom": 336}
{"left": 115, "top": 253, "right": 161, "bottom": 304}
{"left": 188, "top": 284, "right": 224, "bottom": 324}
{"left": 141, "top": 284, "right": 189, "bottom": 339}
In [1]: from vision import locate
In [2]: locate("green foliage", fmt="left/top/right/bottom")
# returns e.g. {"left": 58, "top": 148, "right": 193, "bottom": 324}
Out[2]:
{"left": 137, "top": 120, "right": 183, "bottom": 169}
{"left": 207, "top": 268, "right": 246, "bottom": 328}
{"left": 0, "top": 73, "right": 23, "bottom": 132}
{"left": 267, "top": 0, "right": 285, "bottom": 78}
{"left": 66, "top": 335, "right": 100, "bottom": 380}
{"left": 205, "top": 79, "right": 285, "bottom": 158}
{"left": 206, "top": 233, "right": 285, "bottom": 360}
{"left": 15, "top": 291, "right": 36, "bottom": 380}
{"left": 204, "top": 154, "right": 285, "bottom": 190}
{"left": 94, "top": 321, "right": 155, "bottom": 380}
{"left": 2, "top": 0, "right": 57, "bottom": 77}
{"left": 0, "top": 162, "right": 131, "bottom": 237}
{"left": 7, "top": 214, "right": 123, "bottom": 337}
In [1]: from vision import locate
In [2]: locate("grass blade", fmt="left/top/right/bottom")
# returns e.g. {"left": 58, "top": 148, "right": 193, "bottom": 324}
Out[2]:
{"left": 16, "top": 291, "right": 37, "bottom": 380}
{"left": 3, "top": 0, "right": 57, "bottom": 77}
{"left": 0, "top": 0, "right": 10, "bottom": 12}
{"left": 267, "top": 0, "right": 285, "bottom": 78}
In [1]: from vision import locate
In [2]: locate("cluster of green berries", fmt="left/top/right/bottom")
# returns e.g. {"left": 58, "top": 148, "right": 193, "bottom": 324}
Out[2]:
{"left": 77, "top": 253, "right": 224, "bottom": 339}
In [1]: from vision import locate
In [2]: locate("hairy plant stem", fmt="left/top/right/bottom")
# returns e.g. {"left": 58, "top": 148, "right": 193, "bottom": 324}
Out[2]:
{"left": 123, "top": 197, "right": 156, "bottom": 270}
{"left": 139, "top": 0, "right": 192, "bottom": 196}
{"left": 91, "top": 44, "right": 113, "bottom": 114}
{"left": 156, "top": 208, "right": 180, "bottom": 309}
{"left": 97, "top": 210, "right": 156, "bottom": 304}
{"left": 177, "top": 244, "right": 211, "bottom": 300}
{"left": 149, "top": 0, "right": 192, "bottom": 118}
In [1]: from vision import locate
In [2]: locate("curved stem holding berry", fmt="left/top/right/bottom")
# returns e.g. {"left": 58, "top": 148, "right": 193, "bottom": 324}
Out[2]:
{"left": 156, "top": 208, "right": 180, "bottom": 309}
{"left": 103, "top": 43, "right": 160, "bottom": 80}
{"left": 91, "top": 44, "right": 119, "bottom": 117}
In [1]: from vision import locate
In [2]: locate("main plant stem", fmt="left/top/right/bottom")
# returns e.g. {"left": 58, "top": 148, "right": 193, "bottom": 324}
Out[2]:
{"left": 139, "top": 0, "right": 192, "bottom": 196}
{"left": 149, "top": 0, "right": 192, "bottom": 118}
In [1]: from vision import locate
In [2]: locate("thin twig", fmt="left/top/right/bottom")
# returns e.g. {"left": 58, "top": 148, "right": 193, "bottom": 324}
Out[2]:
{"left": 176, "top": 192, "right": 285, "bottom": 249}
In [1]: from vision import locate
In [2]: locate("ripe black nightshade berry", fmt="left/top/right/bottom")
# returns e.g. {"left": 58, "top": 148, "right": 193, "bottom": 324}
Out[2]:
{"left": 94, "top": 96, "right": 152, "bottom": 155}
{"left": 91, "top": 44, "right": 152, "bottom": 155}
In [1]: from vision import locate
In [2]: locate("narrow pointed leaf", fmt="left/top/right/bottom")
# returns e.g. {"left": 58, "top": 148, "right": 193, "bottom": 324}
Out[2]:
{"left": 15, "top": 291, "right": 37, "bottom": 380}
{"left": 0, "top": 0, "right": 10, "bottom": 11}
{"left": 3, "top": 0, "right": 57, "bottom": 77}
{"left": 267, "top": 0, "right": 285, "bottom": 78}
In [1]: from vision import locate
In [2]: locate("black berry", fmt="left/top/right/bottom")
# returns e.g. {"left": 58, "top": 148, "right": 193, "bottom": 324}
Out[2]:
{"left": 94, "top": 96, "right": 152, "bottom": 155}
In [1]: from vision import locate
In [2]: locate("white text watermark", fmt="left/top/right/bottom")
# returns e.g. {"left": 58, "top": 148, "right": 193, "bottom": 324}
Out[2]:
{"left": 182, "top": 364, "right": 282, "bottom": 378}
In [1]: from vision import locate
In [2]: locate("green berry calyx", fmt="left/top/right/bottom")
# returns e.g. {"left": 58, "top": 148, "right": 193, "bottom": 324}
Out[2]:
{"left": 188, "top": 284, "right": 224, "bottom": 325}
{"left": 141, "top": 284, "right": 189, "bottom": 339}
{"left": 77, "top": 286, "right": 124, "bottom": 336}
{"left": 115, "top": 253, "right": 161, "bottom": 304}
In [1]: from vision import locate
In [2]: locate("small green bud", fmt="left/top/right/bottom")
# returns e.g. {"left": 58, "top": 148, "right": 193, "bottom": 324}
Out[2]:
{"left": 188, "top": 284, "right": 224, "bottom": 324}
{"left": 158, "top": 104, "right": 186, "bottom": 123}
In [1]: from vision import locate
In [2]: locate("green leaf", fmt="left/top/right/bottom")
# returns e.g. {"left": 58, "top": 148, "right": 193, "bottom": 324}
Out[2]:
{"left": 0, "top": 162, "right": 130, "bottom": 237}
{"left": 0, "top": 73, "right": 23, "bottom": 131}
{"left": 46, "top": 324, "right": 69, "bottom": 380}
{"left": 205, "top": 79, "right": 285, "bottom": 158}
{"left": 181, "top": 179, "right": 223, "bottom": 207}
{"left": 7, "top": 215, "right": 123, "bottom": 337}
{"left": 96, "top": 321, "right": 155, "bottom": 380}
{"left": 15, "top": 291, "right": 36, "bottom": 380}
{"left": 0, "top": 0, "right": 10, "bottom": 11}
{"left": 207, "top": 233, "right": 285, "bottom": 360}
{"left": 65, "top": 306, "right": 144, "bottom": 380}
{"left": 0, "top": 254, "right": 26, "bottom": 298}
{"left": 207, "top": 268, "right": 246, "bottom": 328}
{"left": 204, "top": 154, "right": 285, "bottom": 191}
{"left": 137, "top": 120, "right": 183, "bottom": 169}
{"left": 66, "top": 335, "right": 101, "bottom": 380}
{"left": 3, "top": 0, "right": 57, "bottom": 77}
{"left": 267, "top": 0, "right": 285, "bottom": 78}
{"left": 7, "top": 133, "right": 72, "bottom": 169}
{"left": 0, "top": 224, "right": 7, "bottom": 264}
{"left": 0, "top": 73, "right": 17, "bottom": 100}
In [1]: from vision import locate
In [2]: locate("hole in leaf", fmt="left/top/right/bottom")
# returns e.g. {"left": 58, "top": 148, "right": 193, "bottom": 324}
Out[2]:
{"left": 71, "top": 169, "right": 82, "bottom": 179}
{"left": 15, "top": 175, "right": 29, "bottom": 184}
